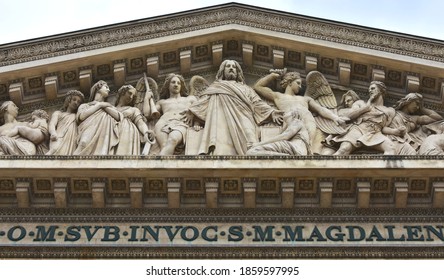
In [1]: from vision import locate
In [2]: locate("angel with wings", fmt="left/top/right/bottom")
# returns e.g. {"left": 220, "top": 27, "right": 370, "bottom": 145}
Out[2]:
{"left": 253, "top": 69, "right": 348, "bottom": 154}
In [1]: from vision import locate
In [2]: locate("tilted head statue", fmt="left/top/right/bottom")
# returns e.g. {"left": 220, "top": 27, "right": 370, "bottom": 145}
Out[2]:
{"left": 369, "top": 80, "right": 387, "bottom": 97}
{"left": 89, "top": 80, "right": 108, "bottom": 102}
{"left": 394, "top": 92, "right": 423, "bottom": 110}
{"left": 280, "top": 72, "right": 301, "bottom": 89}
{"left": 63, "top": 90, "right": 85, "bottom": 111}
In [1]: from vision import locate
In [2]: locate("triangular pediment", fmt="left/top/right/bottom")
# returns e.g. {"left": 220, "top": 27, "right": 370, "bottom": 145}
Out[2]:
{"left": 3, "top": 3, "right": 444, "bottom": 259}
{"left": 1, "top": 2, "right": 444, "bottom": 114}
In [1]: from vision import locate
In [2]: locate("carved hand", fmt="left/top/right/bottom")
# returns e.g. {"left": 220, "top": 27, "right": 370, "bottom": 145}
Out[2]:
{"left": 144, "top": 130, "right": 156, "bottom": 144}
{"left": 272, "top": 110, "right": 284, "bottom": 125}
{"left": 397, "top": 126, "right": 407, "bottom": 137}
{"left": 193, "top": 123, "right": 202, "bottom": 131}
{"left": 181, "top": 110, "right": 194, "bottom": 126}
{"left": 335, "top": 116, "right": 350, "bottom": 126}
{"left": 144, "top": 89, "right": 153, "bottom": 100}
{"left": 269, "top": 68, "right": 287, "bottom": 76}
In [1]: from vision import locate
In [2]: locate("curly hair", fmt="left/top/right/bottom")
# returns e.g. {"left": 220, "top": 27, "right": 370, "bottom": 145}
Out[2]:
{"left": 62, "top": 90, "right": 84, "bottom": 111}
{"left": 280, "top": 72, "right": 301, "bottom": 89}
{"left": 115, "top": 85, "right": 136, "bottom": 106}
{"left": 159, "top": 73, "right": 188, "bottom": 100}
{"left": 31, "top": 109, "right": 49, "bottom": 122}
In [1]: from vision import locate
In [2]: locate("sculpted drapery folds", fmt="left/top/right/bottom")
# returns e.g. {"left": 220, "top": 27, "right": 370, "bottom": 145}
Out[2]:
{"left": 3, "top": 58, "right": 444, "bottom": 156}
{"left": 47, "top": 90, "right": 84, "bottom": 155}
{"left": 331, "top": 81, "right": 398, "bottom": 155}
{"left": 247, "top": 110, "right": 311, "bottom": 156}
{"left": 115, "top": 85, "right": 155, "bottom": 156}
{"left": 253, "top": 69, "right": 348, "bottom": 155}
{"left": 187, "top": 60, "right": 283, "bottom": 155}
{"left": 0, "top": 101, "right": 44, "bottom": 155}
{"left": 388, "top": 93, "right": 443, "bottom": 154}
{"left": 73, "top": 80, "right": 121, "bottom": 156}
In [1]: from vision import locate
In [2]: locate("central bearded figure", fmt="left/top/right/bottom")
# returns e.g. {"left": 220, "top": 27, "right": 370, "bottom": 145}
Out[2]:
{"left": 186, "top": 60, "right": 283, "bottom": 155}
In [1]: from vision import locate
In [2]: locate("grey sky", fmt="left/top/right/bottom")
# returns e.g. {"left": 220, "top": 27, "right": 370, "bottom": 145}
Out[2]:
{"left": 1, "top": 0, "right": 443, "bottom": 44}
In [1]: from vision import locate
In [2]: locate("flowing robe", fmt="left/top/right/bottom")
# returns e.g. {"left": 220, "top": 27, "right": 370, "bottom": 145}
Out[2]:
{"left": 47, "top": 112, "right": 78, "bottom": 155}
{"left": 115, "top": 106, "right": 144, "bottom": 155}
{"left": 331, "top": 106, "right": 393, "bottom": 147}
{"left": 73, "top": 102, "right": 120, "bottom": 155}
{"left": 0, "top": 121, "right": 37, "bottom": 155}
{"left": 385, "top": 111, "right": 418, "bottom": 155}
{"left": 188, "top": 80, "right": 276, "bottom": 155}
{"left": 0, "top": 135, "right": 36, "bottom": 155}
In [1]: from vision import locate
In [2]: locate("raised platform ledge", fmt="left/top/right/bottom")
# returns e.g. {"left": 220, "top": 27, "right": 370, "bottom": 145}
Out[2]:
{"left": 1, "top": 155, "right": 444, "bottom": 170}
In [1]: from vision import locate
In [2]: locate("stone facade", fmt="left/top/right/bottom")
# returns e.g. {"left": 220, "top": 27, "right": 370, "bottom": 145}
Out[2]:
{"left": 1, "top": 3, "right": 444, "bottom": 258}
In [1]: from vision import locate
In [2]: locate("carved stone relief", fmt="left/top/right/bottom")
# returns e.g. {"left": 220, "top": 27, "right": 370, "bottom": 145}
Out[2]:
{"left": 2, "top": 59, "right": 444, "bottom": 156}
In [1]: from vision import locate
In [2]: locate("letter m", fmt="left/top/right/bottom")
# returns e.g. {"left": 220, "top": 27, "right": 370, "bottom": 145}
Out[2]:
{"left": 34, "top": 226, "right": 59, "bottom": 242}
{"left": 252, "top": 226, "right": 275, "bottom": 241}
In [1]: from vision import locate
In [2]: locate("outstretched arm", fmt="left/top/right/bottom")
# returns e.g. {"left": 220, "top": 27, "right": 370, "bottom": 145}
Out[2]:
{"left": 253, "top": 72, "right": 280, "bottom": 101}
{"left": 340, "top": 100, "right": 371, "bottom": 121}
{"left": 307, "top": 97, "right": 349, "bottom": 125}
{"left": 416, "top": 106, "right": 443, "bottom": 125}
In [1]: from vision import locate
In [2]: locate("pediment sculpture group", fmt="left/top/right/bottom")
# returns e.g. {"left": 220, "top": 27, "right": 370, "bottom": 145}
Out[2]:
{"left": 1, "top": 59, "right": 444, "bottom": 157}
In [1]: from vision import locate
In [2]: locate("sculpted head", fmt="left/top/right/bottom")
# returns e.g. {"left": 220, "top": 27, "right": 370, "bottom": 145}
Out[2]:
{"left": 369, "top": 81, "right": 387, "bottom": 98}
{"left": 31, "top": 109, "right": 49, "bottom": 122}
{"left": 89, "top": 80, "right": 109, "bottom": 102}
{"left": 159, "top": 73, "right": 188, "bottom": 100}
{"left": 340, "top": 90, "right": 360, "bottom": 108}
{"left": 216, "top": 60, "right": 245, "bottom": 83}
{"left": 63, "top": 90, "right": 84, "bottom": 112}
{"left": 280, "top": 72, "right": 301, "bottom": 88}
{"left": 0, "top": 101, "right": 18, "bottom": 120}
{"left": 115, "top": 85, "right": 137, "bottom": 106}
{"left": 394, "top": 92, "right": 423, "bottom": 113}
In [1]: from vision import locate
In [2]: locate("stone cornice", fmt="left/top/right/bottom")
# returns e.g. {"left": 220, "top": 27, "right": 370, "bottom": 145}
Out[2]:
{"left": 1, "top": 208, "right": 444, "bottom": 223}
{"left": 3, "top": 246, "right": 444, "bottom": 259}
{"left": 1, "top": 3, "right": 444, "bottom": 67}
{"left": 1, "top": 155, "right": 444, "bottom": 170}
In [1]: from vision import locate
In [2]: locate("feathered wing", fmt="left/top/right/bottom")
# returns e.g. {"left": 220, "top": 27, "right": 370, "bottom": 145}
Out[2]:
{"left": 135, "top": 75, "right": 159, "bottom": 105}
{"left": 134, "top": 75, "right": 159, "bottom": 122}
{"left": 305, "top": 70, "right": 346, "bottom": 134}
{"left": 189, "top": 75, "right": 209, "bottom": 97}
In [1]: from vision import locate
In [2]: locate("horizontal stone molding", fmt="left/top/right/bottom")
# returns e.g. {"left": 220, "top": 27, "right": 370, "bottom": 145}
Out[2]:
{"left": 1, "top": 3, "right": 444, "bottom": 68}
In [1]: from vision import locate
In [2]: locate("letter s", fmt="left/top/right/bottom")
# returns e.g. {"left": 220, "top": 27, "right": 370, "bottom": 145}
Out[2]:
{"left": 228, "top": 226, "right": 243, "bottom": 242}
{"left": 64, "top": 226, "right": 81, "bottom": 242}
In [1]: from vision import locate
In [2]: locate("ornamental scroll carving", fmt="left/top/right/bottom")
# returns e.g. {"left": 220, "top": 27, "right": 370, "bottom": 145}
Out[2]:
{"left": 2, "top": 59, "right": 444, "bottom": 156}
{"left": 2, "top": 5, "right": 444, "bottom": 67}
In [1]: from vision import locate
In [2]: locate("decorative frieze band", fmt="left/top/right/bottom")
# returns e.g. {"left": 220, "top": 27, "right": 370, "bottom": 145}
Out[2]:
{"left": 2, "top": 4, "right": 444, "bottom": 68}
